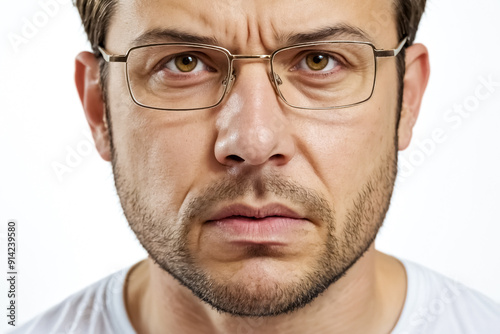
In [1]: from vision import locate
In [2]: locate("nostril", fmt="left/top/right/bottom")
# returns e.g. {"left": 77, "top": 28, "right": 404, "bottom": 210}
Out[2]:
{"left": 271, "top": 153, "right": 284, "bottom": 161}
{"left": 227, "top": 154, "right": 245, "bottom": 162}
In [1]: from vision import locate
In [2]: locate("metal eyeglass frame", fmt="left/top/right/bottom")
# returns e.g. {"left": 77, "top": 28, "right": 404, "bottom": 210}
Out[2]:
{"left": 98, "top": 36, "right": 408, "bottom": 111}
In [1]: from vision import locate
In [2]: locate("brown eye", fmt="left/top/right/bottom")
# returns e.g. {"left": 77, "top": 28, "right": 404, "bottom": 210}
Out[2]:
{"left": 305, "top": 53, "right": 329, "bottom": 71}
{"left": 175, "top": 55, "right": 198, "bottom": 72}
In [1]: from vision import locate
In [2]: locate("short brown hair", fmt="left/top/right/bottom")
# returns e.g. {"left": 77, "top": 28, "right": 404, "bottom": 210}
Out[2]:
{"left": 75, "top": 0, "right": 116, "bottom": 57}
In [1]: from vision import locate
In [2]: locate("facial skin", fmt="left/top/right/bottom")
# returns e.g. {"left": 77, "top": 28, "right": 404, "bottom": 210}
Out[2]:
{"left": 75, "top": 0, "right": 429, "bottom": 332}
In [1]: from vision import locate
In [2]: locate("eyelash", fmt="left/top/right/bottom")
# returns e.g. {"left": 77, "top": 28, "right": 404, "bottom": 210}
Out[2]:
{"left": 290, "top": 52, "right": 347, "bottom": 76}
{"left": 153, "top": 54, "right": 213, "bottom": 76}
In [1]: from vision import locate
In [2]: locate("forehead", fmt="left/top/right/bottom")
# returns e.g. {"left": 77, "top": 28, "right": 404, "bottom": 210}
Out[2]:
{"left": 108, "top": 0, "right": 397, "bottom": 51}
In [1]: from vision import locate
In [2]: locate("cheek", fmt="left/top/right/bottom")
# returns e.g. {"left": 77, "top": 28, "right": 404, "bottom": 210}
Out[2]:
{"left": 293, "top": 78, "right": 398, "bottom": 210}
{"left": 108, "top": 83, "right": 216, "bottom": 211}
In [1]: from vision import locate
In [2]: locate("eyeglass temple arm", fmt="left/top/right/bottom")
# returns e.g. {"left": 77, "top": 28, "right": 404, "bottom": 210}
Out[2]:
{"left": 374, "top": 36, "right": 408, "bottom": 58}
{"left": 98, "top": 46, "right": 127, "bottom": 62}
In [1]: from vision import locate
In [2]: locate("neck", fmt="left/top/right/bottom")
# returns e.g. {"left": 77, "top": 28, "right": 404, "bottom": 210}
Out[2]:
{"left": 125, "top": 245, "right": 407, "bottom": 334}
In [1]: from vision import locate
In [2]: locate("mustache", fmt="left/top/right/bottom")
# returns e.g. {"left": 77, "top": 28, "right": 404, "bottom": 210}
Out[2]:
{"left": 182, "top": 172, "right": 336, "bottom": 225}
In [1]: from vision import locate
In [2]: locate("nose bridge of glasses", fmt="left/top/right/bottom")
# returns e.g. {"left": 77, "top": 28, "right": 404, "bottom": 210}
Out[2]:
{"left": 223, "top": 54, "right": 281, "bottom": 95}
{"left": 229, "top": 54, "right": 272, "bottom": 74}
{"left": 231, "top": 54, "right": 271, "bottom": 60}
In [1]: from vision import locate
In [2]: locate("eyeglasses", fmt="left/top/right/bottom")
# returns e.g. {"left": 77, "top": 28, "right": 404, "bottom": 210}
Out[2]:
{"left": 98, "top": 37, "right": 407, "bottom": 111}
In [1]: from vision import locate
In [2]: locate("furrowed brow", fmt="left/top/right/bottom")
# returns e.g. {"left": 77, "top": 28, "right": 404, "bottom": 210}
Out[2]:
{"left": 286, "top": 24, "right": 373, "bottom": 45}
{"left": 131, "top": 25, "right": 371, "bottom": 49}
{"left": 132, "top": 28, "right": 218, "bottom": 46}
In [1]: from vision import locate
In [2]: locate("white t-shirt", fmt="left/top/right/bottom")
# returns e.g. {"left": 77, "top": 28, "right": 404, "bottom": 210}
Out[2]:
{"left": 392, "top": 260, "right": 500, "bottom": 333}
{"left": 9, "top": 259, "right": 500, "bottom": 334}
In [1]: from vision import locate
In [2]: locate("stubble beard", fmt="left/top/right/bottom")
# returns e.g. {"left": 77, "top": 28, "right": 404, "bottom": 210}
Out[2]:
{"left": 111, "top": 143, "right": 397, "bottom": 317}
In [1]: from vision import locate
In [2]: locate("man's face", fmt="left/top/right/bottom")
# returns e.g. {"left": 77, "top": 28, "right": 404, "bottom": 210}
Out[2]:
{"left": 105, "top": 0, "right": 401, "bottom": 316}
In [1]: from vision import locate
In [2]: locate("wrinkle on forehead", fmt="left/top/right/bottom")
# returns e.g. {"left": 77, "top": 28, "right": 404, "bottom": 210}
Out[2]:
{"left": 114, "top": 0, "right": 396, "bottom": 52}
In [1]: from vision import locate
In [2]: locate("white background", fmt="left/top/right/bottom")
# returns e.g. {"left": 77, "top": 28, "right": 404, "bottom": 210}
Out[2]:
{"left": 0, "top": 0, "right": 499, "bottom": 331}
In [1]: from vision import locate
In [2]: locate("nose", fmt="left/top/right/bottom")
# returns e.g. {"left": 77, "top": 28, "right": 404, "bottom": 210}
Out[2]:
{"left": 214, "top": 64, "right": 296, "bottom": 167}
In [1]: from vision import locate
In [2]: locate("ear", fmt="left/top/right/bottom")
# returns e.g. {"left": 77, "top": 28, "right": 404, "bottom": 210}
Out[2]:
{"left": 398, "top": 43, "right": 430, "bottom": 150}
{"left": 75, "top": 52, "right": 111, "bottom": 161}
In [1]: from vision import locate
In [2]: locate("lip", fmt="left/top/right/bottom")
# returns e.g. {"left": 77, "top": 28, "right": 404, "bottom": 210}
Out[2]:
{"left": 204, "top": 203, "right": 310, "bottom": 245}
{"left": 206, "top": 203, "right": 305, "bottom": 222}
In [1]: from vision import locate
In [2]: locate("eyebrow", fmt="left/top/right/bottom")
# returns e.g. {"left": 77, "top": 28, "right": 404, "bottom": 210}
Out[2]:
{"left": 285, "top": 24, "right": 373, "bottom": 45}
{"left": 132, "top": 28, "right": 219, "bottom": 46}
{"left": 131, "top": 23, "right": 372, "bottom": 49}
